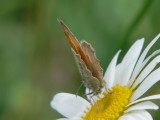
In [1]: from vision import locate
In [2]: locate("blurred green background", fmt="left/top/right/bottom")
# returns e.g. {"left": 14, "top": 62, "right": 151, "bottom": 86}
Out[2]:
{"left": 0, "top": 0, "right": 160, "bottom": 120}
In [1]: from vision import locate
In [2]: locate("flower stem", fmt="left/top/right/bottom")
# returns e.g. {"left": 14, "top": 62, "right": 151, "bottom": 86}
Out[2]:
{"left": 119, "top": 0, "right": 154, "bottom": 49}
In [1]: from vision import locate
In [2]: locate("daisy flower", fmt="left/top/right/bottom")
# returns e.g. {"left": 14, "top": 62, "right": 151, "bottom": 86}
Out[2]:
{"left": 51, "top": 33, "right": 160, "bottom": 120}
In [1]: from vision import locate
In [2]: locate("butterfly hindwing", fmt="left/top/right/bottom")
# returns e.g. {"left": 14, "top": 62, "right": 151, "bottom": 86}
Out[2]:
{"left": 73, "top": 50, "right": 101, "bottom": 92}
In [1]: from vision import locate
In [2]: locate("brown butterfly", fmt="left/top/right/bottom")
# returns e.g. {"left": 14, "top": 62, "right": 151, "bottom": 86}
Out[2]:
{"left": 59, "top": 20, "right": 106, "bottom": 95}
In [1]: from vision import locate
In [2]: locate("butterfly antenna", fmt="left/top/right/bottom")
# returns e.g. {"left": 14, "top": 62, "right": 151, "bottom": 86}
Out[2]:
{"left": 76, "top": 82, "right": 84, "bottom": 97}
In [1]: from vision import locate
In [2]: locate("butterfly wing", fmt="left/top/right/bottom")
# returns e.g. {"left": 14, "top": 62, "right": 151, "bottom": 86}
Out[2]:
{"left": 59, "top": 20, "right": 89, "bottom": 69}
{"left": 73, "top": 50, "right": 101, "bottom": 92}
{"left": 59, "top": 20, "right": 105, "bottom": 94}
{"left": 80, "top": 41, "right": 105, "bottom": 87}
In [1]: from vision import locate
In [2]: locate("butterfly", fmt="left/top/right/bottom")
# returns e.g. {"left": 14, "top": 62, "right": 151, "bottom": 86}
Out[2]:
{"left": 59, "top": 20, "right": 106, "bottom": 95}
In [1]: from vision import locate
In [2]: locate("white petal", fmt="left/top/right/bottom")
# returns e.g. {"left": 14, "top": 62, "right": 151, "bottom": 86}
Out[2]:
{"left": 129, "top": 33, "right": 160, "bottom": 87}
{"left": 129, "top": 94, "right": 160, "bottom": 106}
{"left": 125, "top": 101, "right": 158, "bottom": 113}
{"left": 119, "top": 57, "right": 139, "bottom": 86}
{"left": 130, "top": 110, "right": 153, "bottom": 120}
{"left": 117, "top": 39, "right": 144, "bottom": 86}
{"left": 50, "top": 93, "right": 90, "bottom": 118}
{"left": 131, "top": 55, "right": 160, "bottom": 89}
{"left": 120, "top": 110, "right": 153, "bottom": 120}
{"left": 131, "top": 68, "right": 160, "bottom": 101}
{"left": 104, "top": 50, "right": 121, "bottom": 88}
{"left": 114, "top": 63, "right": 121, "bottom": 82}
{"left": 140, "top": 110, "right": 153, "bottom": 120}
{"left": 141, "top": 49, "right": 160, "bottom": 71}
{"left": 119, "top": 114, "right": 136, "bottom": 120}
{"left": 133, "top": 110, "right": 153, "bottom": 120}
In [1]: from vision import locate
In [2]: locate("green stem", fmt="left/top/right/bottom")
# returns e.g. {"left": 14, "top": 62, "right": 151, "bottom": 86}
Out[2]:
{"left": 119, "top": 0, "right": 154, "bottom": 49}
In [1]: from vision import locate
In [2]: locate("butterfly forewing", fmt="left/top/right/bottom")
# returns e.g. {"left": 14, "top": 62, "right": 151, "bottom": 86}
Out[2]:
{"left": 59, "top": 20, "right": 89, "bottom": 68}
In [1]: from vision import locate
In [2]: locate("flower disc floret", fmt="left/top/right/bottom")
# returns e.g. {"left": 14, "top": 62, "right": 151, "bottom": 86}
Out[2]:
{"left": 82, "top": 84, "right": 132, "bottom": 120}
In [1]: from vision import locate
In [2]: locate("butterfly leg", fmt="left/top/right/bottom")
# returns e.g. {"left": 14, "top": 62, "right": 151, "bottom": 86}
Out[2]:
{"left": 89, "top": 94, "right": 99, "bottom": 112}
{"left": 83, "top": 91, "right": 100, "bottom": 112}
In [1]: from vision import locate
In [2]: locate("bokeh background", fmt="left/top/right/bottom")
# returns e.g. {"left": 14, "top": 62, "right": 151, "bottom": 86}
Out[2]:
{"left": 0, "top": 0, "right": 160, "bottom": 120}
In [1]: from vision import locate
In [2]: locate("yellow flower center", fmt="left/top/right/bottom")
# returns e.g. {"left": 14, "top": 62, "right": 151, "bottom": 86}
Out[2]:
{"left": 81, "top": 84, "right": 132, "bottom": 120}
